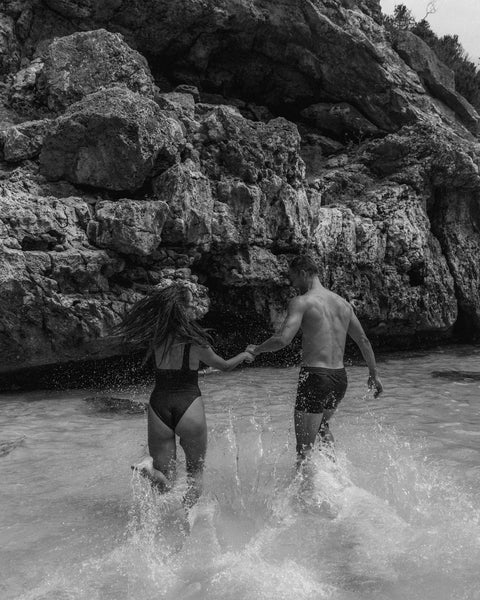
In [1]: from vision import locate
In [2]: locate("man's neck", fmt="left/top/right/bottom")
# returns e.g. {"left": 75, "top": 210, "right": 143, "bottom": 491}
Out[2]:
{"left": 301, "top": 276, "right": 323, "bottom": 293}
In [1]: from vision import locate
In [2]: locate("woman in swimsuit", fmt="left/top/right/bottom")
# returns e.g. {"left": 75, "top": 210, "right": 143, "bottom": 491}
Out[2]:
{"left": 117, "top": 283, "right": 254, "bottom": 507}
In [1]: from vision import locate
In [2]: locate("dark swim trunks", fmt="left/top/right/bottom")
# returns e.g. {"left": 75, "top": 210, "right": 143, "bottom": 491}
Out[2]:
{"left": 295, "top": 366, "right": 348, "bottom": 413}
{"left": 149, "top": 344, "right": 201, "bottom": 430}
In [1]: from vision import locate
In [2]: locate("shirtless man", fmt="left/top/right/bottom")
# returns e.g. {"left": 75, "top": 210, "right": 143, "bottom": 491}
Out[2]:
{"left": 246, "top": 254, "right": 383, "bottom": 464}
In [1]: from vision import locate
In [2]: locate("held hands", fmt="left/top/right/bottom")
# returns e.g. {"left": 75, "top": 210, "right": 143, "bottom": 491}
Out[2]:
{"left": 367, "top": 374, "right": 383, "bottom": 398}
{"left": 243, "top": 351, "right": 255, "bottom": 364}
{"left": 243, "top": 344, "right": 257, "bottom": 364}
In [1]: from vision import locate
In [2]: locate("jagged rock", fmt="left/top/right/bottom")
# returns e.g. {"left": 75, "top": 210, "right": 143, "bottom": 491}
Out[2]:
{"left": 206, "top": 247, "right": 289, "bottom": 285}
{"left": 19, "top": 0, "right": 432, "bottom": 132}
{"left": 0, "top": 14, "right": 21, "bottom": 76}
{"left": 394, "top": 30, "right": 455, "bottom": 94}
{"left": 88, "top": 199, "right": 169, "bottom": 256}
{"left": 39, "top": 87, "right": 185, "bottom": 190}
{"left": 154, "top": 92, "right": 197, "bottom": 133}
{"left": 197, "top": 105, "right": 305, "bottom": 186}
{"left": 153, "top": 161, "right": 214, "bottom": 247}
{"left": 9, "top": 58, "right": 45, "bottom": 115}
{"left": 394, "top": 30, "right": 480, "bottom": 134}
{"left": 429, "top": 188, "right": 480, "bottom": 333}
{"left": 1, "top": 119, "right": 52, "bottom": 162}
{"left": 0, "top": 181, "right": 129, "bottom": 370}
{"left": 174, "top": 84, "right": 200, "bottom": 102}
{"left": 2, "top": 0, "right": 480, "bottom": 383}
{"left": 36, "top": 29, "right": 155, "bottom": 111}
{"left": 8, "top": 28, "right": 155, "bottom": 115}
{"left": 300, "top": 102, "right": 381, "bottom": 140}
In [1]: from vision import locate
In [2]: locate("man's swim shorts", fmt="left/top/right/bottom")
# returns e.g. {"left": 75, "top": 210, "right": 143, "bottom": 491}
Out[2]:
{"left": 295, "top": 366, "right": 348, "bottom": 413}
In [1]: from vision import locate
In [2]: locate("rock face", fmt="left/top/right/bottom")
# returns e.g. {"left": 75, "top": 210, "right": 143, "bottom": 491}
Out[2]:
{"left": 394, "top": 30, "right": 479, "bottom": 134}
{"left": 89, "top": 199, "right": 169, "bottom": 256}
{"left": 39, "top": 87, "right": 185, "bottom": 191}
{"left": 10, "top": 29, "right": 155, "bottom": 115}
{"left": 0, "top": 1, "right": 480, "bottom": 383}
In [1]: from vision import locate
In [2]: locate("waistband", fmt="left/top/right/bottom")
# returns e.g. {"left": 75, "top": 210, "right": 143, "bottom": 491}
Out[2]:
{"left": 300, "top": 366, "right": 346, "bottom": 374}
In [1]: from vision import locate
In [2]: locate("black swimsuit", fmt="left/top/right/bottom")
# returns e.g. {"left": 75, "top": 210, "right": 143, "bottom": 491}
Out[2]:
{"left": 149, "top": 344, "right": 201, "bottom": 430}
{"left": 295, "top": 366, "right": 348, "bottom": 413}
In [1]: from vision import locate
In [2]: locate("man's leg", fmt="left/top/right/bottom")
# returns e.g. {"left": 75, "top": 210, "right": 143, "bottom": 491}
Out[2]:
{"left": 294, "top": 410, "right": 324, "bottom": 468}
{"left": 318, "top": 409, "right": 336, "bottom": 446}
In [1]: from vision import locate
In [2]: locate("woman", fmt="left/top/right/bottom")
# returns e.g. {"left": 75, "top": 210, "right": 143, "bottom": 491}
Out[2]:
{"left": 117, "top": 283, "right": 254, "bottom": 507}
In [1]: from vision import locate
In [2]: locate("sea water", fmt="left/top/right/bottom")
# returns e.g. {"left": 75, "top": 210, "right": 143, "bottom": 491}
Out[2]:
{"left": 1, "top": 346, "right": 480, "bottom": 600}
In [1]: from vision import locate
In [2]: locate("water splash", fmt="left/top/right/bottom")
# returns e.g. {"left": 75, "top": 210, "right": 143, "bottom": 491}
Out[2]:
{"left": 9, "top": 381, "right": 480, "bottom": 600}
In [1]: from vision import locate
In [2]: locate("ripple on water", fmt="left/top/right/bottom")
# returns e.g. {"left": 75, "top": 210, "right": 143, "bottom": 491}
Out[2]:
{"left": 2, "top": 346, "right": 480, "bottom": 600}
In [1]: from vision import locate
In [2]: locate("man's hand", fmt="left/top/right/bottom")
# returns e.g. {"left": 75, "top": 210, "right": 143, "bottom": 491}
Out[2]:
{"left": 368, "top": 375, "right": 383, "bottom": 398}
{"left": 246, "top": 344, "right": 257, "bottom": 355}
{"left": 243, "top": 351, "right": 255, "bottom": 364}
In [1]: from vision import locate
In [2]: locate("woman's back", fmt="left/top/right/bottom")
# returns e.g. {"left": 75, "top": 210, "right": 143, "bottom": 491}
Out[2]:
{"left": 154, "top": 340, "right": 200, "bottom": 371}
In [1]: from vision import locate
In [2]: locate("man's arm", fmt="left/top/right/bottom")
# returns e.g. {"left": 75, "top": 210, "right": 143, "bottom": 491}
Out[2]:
{"left": 347, "top": 308, "right": 383, "bottom": 397}
{"left": 248, "top": 297, "right": 304, "bottom": 356}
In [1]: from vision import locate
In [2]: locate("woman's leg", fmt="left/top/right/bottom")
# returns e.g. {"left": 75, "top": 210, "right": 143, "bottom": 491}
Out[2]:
{"left": 141, "top": 405, "right": 177, "bottom": 489}
{"left": 175, "top": 397, "right": 208, "bottom": 508}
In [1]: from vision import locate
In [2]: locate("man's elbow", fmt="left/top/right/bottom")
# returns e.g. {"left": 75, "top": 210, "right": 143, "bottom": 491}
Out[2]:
{"left": 359, "top": 334, "right": 372, "bottom": 349}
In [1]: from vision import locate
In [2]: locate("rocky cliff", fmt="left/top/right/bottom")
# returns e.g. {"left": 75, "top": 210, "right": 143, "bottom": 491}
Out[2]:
{"left": 1, "top": 0, "right": 479, "bottom": 385}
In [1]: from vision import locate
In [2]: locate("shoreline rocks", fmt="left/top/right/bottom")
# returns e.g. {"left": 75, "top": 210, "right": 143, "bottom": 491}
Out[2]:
{"left": 0, "top": 1, "right": 480, "bottom": 386}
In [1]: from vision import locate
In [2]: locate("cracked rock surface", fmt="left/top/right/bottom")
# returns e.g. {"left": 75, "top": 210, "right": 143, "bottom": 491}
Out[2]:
{"left": 0, "top": 1, "right": 480, "bottom": 381}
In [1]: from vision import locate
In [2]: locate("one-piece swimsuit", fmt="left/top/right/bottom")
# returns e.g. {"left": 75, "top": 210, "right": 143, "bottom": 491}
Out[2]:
{"left": 149, "top": 343, "right": 201, "bottom": 430}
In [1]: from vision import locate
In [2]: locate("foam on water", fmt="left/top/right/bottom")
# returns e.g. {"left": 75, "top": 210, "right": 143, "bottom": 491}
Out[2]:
{"left": 12, "top": 406, "right": 480, "bottom": 600}
{"left": 3, "top": 351, "right": 480, "bottom": 600}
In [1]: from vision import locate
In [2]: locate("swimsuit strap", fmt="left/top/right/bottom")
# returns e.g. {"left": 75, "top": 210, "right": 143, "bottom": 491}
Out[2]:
{"left": 181, "top": 343, "right": 191, "bottom": 371}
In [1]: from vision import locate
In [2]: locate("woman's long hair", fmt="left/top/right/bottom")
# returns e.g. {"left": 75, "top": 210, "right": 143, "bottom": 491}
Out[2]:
{"left": 115, "top": 284, "right": 212, "bottom": 364}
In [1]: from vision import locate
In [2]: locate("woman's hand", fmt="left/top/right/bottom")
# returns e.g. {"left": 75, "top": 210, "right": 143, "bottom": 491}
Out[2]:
{"left": 243, "top": 351, "right": 255, "bottom": 364}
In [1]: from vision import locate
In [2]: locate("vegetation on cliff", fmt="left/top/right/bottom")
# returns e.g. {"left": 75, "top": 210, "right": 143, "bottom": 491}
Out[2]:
{"left": 384, "top": 4, "right": 480, "bottom": 110}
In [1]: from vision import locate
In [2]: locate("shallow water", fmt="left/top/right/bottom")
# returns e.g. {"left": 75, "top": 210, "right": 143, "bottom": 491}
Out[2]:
{"left": 1, "top": 346, "right": 480, "bottom": 600}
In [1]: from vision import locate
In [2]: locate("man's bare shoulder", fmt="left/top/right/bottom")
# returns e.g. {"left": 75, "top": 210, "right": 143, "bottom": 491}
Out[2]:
{"left": 288, "top": 294, "right": 308, "bottom": 310}
{"left": 326, "top": 289, "right": 352, "bottom": 308}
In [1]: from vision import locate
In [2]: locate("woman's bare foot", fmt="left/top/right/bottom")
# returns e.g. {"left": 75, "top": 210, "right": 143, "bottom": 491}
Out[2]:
{"left": 131, "top": 456, "right": 171, "bottom": 491}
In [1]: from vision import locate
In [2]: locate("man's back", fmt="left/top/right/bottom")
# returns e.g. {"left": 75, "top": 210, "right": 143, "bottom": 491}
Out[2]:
{"left": 300, "top": 287, "right": 352, "bottom": 369}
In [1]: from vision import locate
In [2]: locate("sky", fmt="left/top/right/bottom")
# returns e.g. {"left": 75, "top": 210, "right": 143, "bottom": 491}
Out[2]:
{"left": 379, "top": 0, "right": 480, "bottom": 62}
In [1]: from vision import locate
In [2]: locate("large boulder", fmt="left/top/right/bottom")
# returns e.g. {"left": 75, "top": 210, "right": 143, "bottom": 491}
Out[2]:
{"left": 8, "top": 28, "right": 155, "bottom": 115}
{"left": 153, "top": 161, "right": 215, "bottom": 247}
{"left": 36, "top": 29, "right": 155, "bottom": 111}
{"left": 39, "top": 87, "right": 185, "bottom": 191}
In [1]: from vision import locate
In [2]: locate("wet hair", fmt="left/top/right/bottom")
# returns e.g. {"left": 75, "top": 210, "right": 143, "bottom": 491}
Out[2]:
{"left": 114, "top": 283, "right": 212, "bottom": 363}
{"left": 289, "top": 254, "right": 319, "bottom": 275}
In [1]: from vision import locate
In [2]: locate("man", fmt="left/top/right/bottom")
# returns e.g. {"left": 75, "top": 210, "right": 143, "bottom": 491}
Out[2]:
{"left": 247, "top": 254, "right": 383, "bottom": 464}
